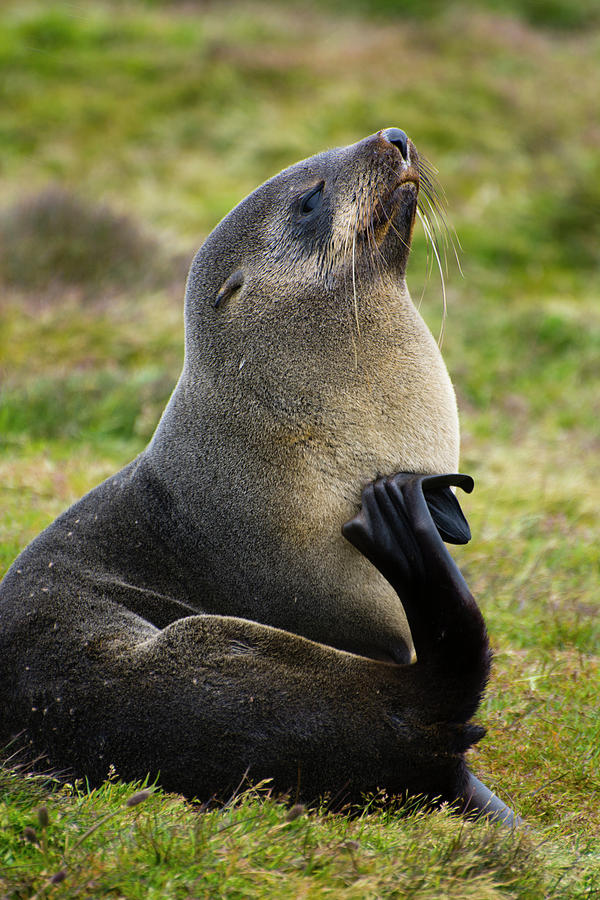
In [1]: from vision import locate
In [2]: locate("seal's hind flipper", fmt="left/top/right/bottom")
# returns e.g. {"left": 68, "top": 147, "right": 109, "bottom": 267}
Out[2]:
{"left": 341, "top": 477, "right": 422, "bottom": 592}
{"left": 341, "top": 473, "right": 474, "bottom": 595}
{"left": 343, "top": 472, "right": 489, "bottom": 719}
{"left": 461, "top": 773, "right": 524, "bottom": 829}
{"left": 422, "top": 475, "right": 473, "bottom": 545}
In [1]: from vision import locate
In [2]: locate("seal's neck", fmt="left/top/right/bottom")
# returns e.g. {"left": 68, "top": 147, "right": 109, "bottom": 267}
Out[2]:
{"left": 148, "top": 282, "right": 458, "bottom": 532}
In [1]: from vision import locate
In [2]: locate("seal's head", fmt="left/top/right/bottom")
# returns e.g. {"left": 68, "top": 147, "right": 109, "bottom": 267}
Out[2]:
{"left": 186, "top": 128, "right": 422, "bottom": 333}
{"left": 177, "top": 128, "right": 457, "bottom": 476}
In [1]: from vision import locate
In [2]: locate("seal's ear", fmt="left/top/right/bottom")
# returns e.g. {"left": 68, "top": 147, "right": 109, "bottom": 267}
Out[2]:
{"left": 423, "top": 484, "right": 472, "bottom": 545}
{"left": 214, "top": 269, "right": 244, "bottom": 309}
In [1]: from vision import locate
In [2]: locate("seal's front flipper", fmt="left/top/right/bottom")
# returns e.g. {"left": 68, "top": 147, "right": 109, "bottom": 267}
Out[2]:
{"left": 342, "top": 477, "right": 423, "bottom": 594}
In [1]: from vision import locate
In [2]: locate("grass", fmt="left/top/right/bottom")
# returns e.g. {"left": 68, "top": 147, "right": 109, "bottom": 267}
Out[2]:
{"left": 1, "top": 0, "right": 599, "bottom": 895}
{"left": 1, "top": 769, "right": 598, "bottom": 898}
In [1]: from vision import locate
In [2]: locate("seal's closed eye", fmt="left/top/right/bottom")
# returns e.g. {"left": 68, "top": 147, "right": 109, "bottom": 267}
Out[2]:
{"left": 300, "top": 182, "right": 325, "bottom": 215}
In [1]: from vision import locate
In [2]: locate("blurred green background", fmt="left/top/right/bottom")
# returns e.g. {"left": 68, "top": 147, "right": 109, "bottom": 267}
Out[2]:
{"left": 0, "top": 0, "right": 599, "bottom": 883}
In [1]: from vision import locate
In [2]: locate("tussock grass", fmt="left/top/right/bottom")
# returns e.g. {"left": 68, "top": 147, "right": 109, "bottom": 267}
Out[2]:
{"left": 0, "top": 295, "right": 182, "bottom": 452}
{"left": 0, "top": 0, "right": 598, "bottom": 894}
{"left": 0, "top": 187, "right": 179, "bottom": 299}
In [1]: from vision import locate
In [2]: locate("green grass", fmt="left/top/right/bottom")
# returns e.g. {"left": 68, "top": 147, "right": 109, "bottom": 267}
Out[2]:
{"left": 1, "top": 768, "right": 598, "bottom": 898}
{"left": 1, "top": 0, "right": 599, "bottom": 894}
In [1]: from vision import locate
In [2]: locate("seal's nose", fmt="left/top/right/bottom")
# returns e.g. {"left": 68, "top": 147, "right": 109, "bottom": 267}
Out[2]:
{"left": 381, "top": 127, "right": 409, "bottom": 160}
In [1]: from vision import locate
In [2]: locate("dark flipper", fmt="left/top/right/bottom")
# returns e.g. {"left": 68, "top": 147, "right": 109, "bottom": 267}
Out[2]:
{"left": 342, "top": 473, "right": 488, "bottom": 687}
{"left": 461, "top": 773, "right": 524, "bottom": 829}
{"left": 343, "top": 472, "right": 522, "bottom": 829}
{"left": 423, "top": 475, "right": 473, "bottom": 545}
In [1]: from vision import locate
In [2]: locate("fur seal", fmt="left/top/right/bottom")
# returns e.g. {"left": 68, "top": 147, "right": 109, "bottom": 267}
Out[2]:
{"left": 0, "top": 129, "right": 518, "bottom": 824}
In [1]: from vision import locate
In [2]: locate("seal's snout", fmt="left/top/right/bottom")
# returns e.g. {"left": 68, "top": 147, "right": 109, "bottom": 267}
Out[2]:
{"left": 381, "top": 127, "right": 409, "bottom": 160}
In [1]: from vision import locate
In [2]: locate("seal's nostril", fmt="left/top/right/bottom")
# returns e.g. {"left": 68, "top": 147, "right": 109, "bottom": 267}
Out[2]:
{"left": 382, "top": 127, "right": 409, "bottom": 161}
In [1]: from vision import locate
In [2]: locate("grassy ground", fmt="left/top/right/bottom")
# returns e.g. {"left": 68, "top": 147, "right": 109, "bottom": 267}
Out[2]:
{"left": 1, "top": 1, "right": 599, "bottom": 896}
{"left": 4, "top": 769, "right": 596, "bottom": 900}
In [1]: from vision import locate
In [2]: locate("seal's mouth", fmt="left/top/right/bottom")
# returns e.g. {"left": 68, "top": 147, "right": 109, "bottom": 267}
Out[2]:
{"left": 369, "top": 172, "right": 419, "bottom": 247}
{"left": 372, "top": 179, "right": 418, "bottom": 230}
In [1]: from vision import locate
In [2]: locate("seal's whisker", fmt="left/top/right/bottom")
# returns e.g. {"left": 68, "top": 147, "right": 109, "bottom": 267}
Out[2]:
{"left": 417, "top": 153, "right": 444, "bottom": 188}
{"left": 351, "top": 215, "right": 361, "bottom": 338}
{"left": 417, "top": 207, "right": 447, "bottom": 346}
{"left": 417, "top": 203, "right": 445, "bottom": 295}
{"left": 415, "top": 156, "right": 448, "bottom": 221}
{"left": 341, "top": 204, "right": 360, "bottom": 362}
{"left": 414, "top": 174, "right": 456, "bottom": 289}
{"left": 417, "top": 158, "right": 463, "bottom": 277}
{"left": 420, "top": 192, "right": 463, "bottom": 281}
{"left": 416, "top": 216, "right": 436, "bottom": 310}
{"left": 420, "top": 190, "right": 459, "bottom": 269}
{"left": 417, "top": 198, "right": 447, "bottom": 286}
{"left": 419, "top": 190, "right": 449, "bottom": 252}
{"left": 418, "top": 168, "right": 447, "bottom": 209}
{"left": 377, "top": 158, "right": 451, "bottom": 327}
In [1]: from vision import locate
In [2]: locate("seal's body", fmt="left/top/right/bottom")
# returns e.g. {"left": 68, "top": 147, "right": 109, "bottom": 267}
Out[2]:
{"left": 0, "top": 130, "right": 515, "bottom": 822}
